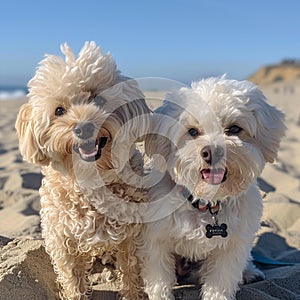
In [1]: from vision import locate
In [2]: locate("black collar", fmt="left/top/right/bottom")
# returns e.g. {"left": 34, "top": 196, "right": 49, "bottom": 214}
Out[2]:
{"left": 180, "top": 186, "right": 221, "bottom": 213}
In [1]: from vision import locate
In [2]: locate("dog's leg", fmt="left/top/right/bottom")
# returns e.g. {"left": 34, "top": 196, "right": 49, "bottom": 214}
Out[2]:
{"left": 46, "top": 242, "right": 94, "bottom": 300}
{"left": 140, "top": 242, "right": 176, "bottom": 300}
{"left": 42, "top": 216, "right": 94, "bottom": 300}
{"left": 115, "top": 238, "right": 146, "bottom": 300}
{"left": 199, "top": 240, "right": 251, "bottom": 300}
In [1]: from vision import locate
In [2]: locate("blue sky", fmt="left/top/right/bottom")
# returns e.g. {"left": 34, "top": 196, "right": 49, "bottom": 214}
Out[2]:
{"left": 1, "top": 0, "right": 300, "bottom": 86}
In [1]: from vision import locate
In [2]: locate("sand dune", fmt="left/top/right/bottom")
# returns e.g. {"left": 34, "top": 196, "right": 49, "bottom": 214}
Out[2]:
{"left": 0, "top": 81, "right": 299, "bottom": 299}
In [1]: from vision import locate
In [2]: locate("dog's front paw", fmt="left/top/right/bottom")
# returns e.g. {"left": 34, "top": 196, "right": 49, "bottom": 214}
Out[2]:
{"left": 243, "top": 261, "right": 265, "bottom": 284}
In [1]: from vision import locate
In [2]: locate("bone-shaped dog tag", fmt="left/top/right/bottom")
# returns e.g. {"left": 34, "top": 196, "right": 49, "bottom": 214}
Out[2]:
{"left": 205, "top": 223, "right": 228, "bottom": 238}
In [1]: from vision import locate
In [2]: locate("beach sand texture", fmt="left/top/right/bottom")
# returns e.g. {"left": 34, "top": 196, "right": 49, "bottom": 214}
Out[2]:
{"left": 0, "top": 81, "right": 300, "bottom": 299}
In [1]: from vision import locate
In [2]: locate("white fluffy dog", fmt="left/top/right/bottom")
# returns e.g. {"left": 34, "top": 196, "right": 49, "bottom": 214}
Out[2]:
{"left": 138, "top": 76, "right": 286, "bottom": 300}
{"left": 15, "top": 42, "right": 151, "bottom": 300}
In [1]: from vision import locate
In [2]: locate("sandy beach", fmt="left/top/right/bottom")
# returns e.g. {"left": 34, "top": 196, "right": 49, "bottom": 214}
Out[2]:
{"left": 0, "top": 81, "right": 300, "bottom": 299}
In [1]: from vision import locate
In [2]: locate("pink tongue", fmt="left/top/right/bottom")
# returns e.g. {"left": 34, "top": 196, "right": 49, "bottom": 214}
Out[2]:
{"left": 202, "top": 169, "right": 225, "bottom": 185}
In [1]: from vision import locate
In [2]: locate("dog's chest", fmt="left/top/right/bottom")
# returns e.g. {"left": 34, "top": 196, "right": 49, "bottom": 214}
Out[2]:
{"left": 77, "top": 185, "right": 145, "bottom": 245}
{"left": 172, "top": 205, "right": 236, "bottom": 256}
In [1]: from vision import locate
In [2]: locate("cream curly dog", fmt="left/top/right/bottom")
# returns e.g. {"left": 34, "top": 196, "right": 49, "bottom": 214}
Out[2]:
{"left": 138, "top": 77, "right": 286, "bottom": 300}
{"left": 15, "top": 42, "right": 150, "bottom": 300}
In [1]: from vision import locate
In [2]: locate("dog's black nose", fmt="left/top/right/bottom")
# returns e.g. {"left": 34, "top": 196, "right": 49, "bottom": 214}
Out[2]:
{"left": 73, "top": 122, "right": 95, "bottom": 140}
{"left": 200, "top": 145, "right": 224, "bottom": 165}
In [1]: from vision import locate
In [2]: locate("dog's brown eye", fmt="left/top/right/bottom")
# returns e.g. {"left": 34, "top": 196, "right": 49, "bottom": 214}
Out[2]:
{"left": 225, "top": 125, "right": 242, "bottom": 135}
{"left": 55, "top": 107, "right": 66, "bottom": 116}
{"left": 188, "top": 128, "right": 200, "bottom": 137}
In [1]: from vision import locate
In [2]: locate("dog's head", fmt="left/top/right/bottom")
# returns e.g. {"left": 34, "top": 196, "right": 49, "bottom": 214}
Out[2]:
{"left": 146, "top": 76, "right": 286, "bottom": 201}
{"left": 16, "top": 42, "right": 150, "bottom": 181}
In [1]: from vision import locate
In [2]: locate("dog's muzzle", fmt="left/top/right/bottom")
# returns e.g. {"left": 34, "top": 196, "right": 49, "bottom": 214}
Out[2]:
{"left": 73, "top": 122, "right": 95, "bottom": 140}
{"left": 73, "top": 122, "right": 107, "bottom": 162}
{"left": 200, "top": 145, "right": 227, "bottom": 185}
{"left": 200, "top": 145, "right": 224, "bottom": 165}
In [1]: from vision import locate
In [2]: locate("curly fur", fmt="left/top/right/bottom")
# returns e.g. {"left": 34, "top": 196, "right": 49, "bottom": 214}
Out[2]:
{"left": 138, "top": 76, "right": 286, "bottom": 300}
{"left": 15, "top": 42, "right": 150, "bottom": 300}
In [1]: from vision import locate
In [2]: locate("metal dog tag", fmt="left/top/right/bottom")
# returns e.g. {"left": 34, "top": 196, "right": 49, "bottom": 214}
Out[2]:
{"left": 205, "top": 205, "right": 228, "bottom": 238}
{"left": 205, "top": 223, "right": 228, "bottom": 238}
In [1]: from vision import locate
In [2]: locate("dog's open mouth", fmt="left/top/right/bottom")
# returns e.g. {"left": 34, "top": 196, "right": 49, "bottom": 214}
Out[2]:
{"left": 201, "top": 168, "right": 227, "bottom": 185}
{"left": 73, "top": 137, "right": 107, "bottom": 162}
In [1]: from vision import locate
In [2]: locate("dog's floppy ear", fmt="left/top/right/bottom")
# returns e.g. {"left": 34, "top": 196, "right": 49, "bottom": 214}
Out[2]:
{"left": 124, "top": 98, "right": 152, "bottom": 143}
{"left": 247, "top": 87, "right": 286, "bottom": 163}
{"left": 15, "top": 103, "right": 50, "bottom": 165}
